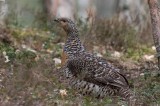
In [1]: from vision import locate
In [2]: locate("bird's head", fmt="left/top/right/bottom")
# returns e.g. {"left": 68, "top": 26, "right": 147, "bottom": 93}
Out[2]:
{"left": 54, "top": 18, "right": 78, "bottom": 35}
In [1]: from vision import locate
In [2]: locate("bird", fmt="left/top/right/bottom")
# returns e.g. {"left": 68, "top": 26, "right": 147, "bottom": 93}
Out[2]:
{"left": 54, "top": 17, "right": 134, "bottom": 100}
{"left": 54, "top": 18, "right": 85, "bottom": 65}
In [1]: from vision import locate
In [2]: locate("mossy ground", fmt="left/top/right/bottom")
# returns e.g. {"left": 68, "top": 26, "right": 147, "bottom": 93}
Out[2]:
{"left": 0, "top": 19, "right": 160, "bottom": 106}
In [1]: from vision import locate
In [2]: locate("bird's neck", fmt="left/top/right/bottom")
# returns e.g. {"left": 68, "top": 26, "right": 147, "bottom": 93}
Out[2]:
{"left": 64, "top": 31, "right": 85, "bottom": 57}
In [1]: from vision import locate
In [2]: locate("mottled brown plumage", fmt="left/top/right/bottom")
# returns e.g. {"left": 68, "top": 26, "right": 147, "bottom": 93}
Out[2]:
{"left": 55, "top": 17, "right": 134, "bottom": 100}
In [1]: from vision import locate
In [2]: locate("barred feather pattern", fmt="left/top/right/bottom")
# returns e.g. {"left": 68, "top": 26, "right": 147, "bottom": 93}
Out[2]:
{"left": 67, "top": 55, "right": 129, "bottom": 88}
{"left": 63, "top": 67, "right": 116, "bottom": 98}
{"left": 56, "top": 17, "right": 133, "bottom": 100}
{"left": 64, "top": 34, "right": 85, "bottom": 58}
{"left": 118, "top": 88, "right": 134, "bottom": 100}
{"left": 66, "top": 56, "right": 134, "bottom": 100}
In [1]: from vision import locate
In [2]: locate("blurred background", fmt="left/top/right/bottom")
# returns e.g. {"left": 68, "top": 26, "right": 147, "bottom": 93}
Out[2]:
{"left": 1, "top": 0, "right": 149, "bottom": 26}
{"left": 2, "top": 0, "right": 150, "bottom": 30}
{"left": 0, "top": 0, "right": 154, "bottom": 50}
{"left": 0, "top": 0, "right": 160, "bottom": 105}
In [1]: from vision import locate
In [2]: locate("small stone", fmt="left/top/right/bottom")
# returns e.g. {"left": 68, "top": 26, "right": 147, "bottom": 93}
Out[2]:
{"left": 53, "top": 58, "right": 61, "bottom": 65}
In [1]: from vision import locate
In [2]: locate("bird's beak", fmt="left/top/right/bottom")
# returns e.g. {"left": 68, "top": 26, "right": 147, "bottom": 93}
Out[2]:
{"left": 54, "top": 18, "right": 60, "bottom": 23}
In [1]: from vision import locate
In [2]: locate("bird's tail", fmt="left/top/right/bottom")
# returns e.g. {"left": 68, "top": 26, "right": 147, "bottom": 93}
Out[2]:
{"left": 118, "top": 88, "right": 134, "bottom": 99}
{"left": 118, "top": 88, "right": 137, "bottom": 105}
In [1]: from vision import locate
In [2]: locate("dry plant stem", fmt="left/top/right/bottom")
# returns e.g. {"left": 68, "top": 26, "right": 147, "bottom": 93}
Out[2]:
{"left": 148, "top": 0, "right": 160, "bottom": 69}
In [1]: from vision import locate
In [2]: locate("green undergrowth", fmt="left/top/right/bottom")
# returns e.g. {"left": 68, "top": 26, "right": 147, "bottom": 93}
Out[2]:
{"left": 124, "top": 45, "right": 156, "bottom": 61}
{"left": 0, "top": 21, "right": 159, "bottom": 105}
{"left": 0, "top": 43, "right": 128, "bottom": 105}
{"left": 135, "top": 70, "right": 160, "bottom": 105}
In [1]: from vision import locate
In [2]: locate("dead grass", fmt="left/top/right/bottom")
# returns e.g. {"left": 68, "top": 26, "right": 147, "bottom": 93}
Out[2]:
{"left": 0, "top": 19, "right": 159, "bottom": 106}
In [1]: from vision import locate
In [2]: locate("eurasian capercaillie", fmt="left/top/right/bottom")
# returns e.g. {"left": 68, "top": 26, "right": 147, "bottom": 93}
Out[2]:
{"left": 66, "top": 56, "right": 134, "bottom": 100}
{"left": 54, "top": 17, "right": 134, "bottom": 100}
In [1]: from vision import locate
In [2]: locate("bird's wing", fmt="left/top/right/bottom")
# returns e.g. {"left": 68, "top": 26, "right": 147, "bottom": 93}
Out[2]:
{"left": 67, "top": 54, "right": 129, "bottom": 88}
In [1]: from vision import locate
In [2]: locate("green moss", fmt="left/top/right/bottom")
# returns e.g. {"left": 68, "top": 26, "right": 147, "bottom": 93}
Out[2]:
{"left": 16, "top": 50, "right": 36, "bottom": 60}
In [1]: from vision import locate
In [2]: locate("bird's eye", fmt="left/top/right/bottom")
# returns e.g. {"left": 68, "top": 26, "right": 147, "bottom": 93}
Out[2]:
{"left": 62, "top": 20, "right": 66, "bottom": 22}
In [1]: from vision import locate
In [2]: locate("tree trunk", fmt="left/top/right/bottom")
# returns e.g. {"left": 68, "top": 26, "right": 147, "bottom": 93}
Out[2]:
{"left": 148, "top": 0, "right": 160, "bottom": 69}
{"left": 0, "top": 0, "right": 8, "bottom": 26}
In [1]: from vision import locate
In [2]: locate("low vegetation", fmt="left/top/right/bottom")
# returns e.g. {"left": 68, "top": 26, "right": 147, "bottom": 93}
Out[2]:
{"left": 0, "top": 18, "right": 160, "bottom": 105}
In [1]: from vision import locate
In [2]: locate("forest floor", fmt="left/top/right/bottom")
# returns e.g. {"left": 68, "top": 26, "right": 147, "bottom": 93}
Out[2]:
{"left": 0, "top": 25, "right": 160, "bottom": 106}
